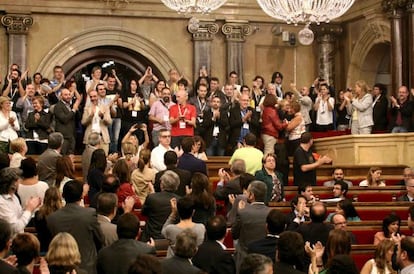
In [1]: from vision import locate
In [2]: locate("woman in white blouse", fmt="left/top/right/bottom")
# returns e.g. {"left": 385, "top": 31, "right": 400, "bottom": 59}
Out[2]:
{"left": 345, "top": 80, "right": 374, "bottom": 134}
{"left": 0, "top": 96, "right": 20, "bottom": 153}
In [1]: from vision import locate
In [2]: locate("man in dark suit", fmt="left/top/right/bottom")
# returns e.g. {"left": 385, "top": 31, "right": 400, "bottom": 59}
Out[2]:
{"left": 330, "top": 213, "right": 357, "bottom": 244}
{"left": 193, "top": 215, "right": 236, "bottom": 274}
{"left": 141, "top": 170, "right": 181, "bottom": 242}
{"left": 161, "top": 230, "right": 201, "bottom": 274}
{"left": 274, "top": 231, "right": 306, "bottom": 273}
{"left": 200, "top": 95, "right": 229, "bottom": 156}
{"left": 228, "top": 93, "right": 260, "bottom": 152}
{"left": 247, "top": 209, "right": 287, "bottom": 263}
{"left": 286, "top": 195, "right": 310, "bottom": 231}
{"left": 97, "top": 213, "right": 156, "bottom": 274}
{"left": 372, "top": 83, "right": 389, "bottom": 132}
{"left": 398, "top": 178, "right": 414, "bottom": 202}
{"left": 53, "top": 88, "right": 80, "bottom": 155}
{"left": 294, "top": 201, "right": 333, "bottom": 246}
{"left": 177, "top": 137, "right": 207, "bottom": 175}
{"left": 232, "top": 180, "right": 270, "bottom": 272}
{"left": 154, "top": 151, "right": 191, "bottom": 196}
{"left": 38, "top": 132, "right": 63, "bottom": 186}
{"left": 214, "top": 159, "right": 246, "bottom": 214}
{"left": 47, "top": 180, "right": 104, "bottom": 274}
{"left": 0, "top": 219, "right": 18, "bottom": 274}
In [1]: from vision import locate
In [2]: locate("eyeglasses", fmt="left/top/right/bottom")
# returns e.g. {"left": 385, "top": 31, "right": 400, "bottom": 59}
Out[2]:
{"left": 160, "top": 135, "right": 171, "bottom": 138}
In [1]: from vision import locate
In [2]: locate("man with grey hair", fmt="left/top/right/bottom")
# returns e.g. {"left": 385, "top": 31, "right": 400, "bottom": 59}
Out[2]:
{"left": 0, "top": 168, "right": 41, "bottom": 234}
{"left": 82, "top": 132, "right": 100, "bottom": 182}
{"left": 232, "top": 180, "right": 270, "bottom": 272}
{"left": 162, "top": 229, "right": 201, "bottom": 273}
{"left": 38, "top": 132, "right": 63, "bottom": 186}
{"left": 141, "top": 170, "right": 180, "bottom": 242}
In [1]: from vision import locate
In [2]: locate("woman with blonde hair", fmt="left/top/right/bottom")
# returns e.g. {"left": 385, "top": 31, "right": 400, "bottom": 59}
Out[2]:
{"left": 360, "top": 167, "right": 386, "bottom": 187}
{"left": 345, "top": 80, "right": 374, "bottom": 134}
{"left": 0, "top": 96, "right": 19, "bottom": 153}
{"left": 131, "top": 149, "right": 156, "bottom": 204}
{"left": 361, "top": 239, "right": 397, "bottom": 274}
{"left": 46, "top": 232, "right": 87, "bottom": 274}
{"left": 9, "top": 137, "right": 27, "bottom": 168}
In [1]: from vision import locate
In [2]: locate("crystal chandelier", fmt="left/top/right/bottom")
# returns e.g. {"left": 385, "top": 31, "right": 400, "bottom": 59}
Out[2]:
{"left": 257, "top": 0, "right": 355, "bottom": 44}
{"left": 161, "top": 0, "right": 227, "bottom": 14}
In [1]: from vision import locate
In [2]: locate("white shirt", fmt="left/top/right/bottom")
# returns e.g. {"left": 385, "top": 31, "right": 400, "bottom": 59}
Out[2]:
{"left": 316, "top": 97, "right": 335, "bottom": 125}
{"left": 0, "top": 194, "right": 32, "bottom": 234}
{"left": 150, "top": 144, "right": 173, "bottom": 172}
{"left": 17, "top": 181, "right": 49, "bottom": 209}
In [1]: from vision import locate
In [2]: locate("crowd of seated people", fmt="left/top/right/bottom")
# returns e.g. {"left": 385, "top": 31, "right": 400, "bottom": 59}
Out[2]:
{"left": 2, "top": 63, "right": 414, "bottom": 273}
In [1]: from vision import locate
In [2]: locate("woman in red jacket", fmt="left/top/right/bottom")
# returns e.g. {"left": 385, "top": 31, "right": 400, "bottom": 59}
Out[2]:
{"left": 261, "top": 94, "right": 288, "bottom": 155}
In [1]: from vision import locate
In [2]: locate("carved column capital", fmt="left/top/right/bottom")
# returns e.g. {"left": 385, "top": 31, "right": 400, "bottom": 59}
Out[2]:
{"left": 188, "top": 20, "right": 219, "bottom": 41}
{"left": 382, "top": 0, "right": 408, "bottom": 17}
{"left": 221, "top": 21, "right": 252, "bottom": 42}
{"left": 312, "top": 24, "right": 343, "bottom": 43}
{"left": 407, "top": 0, "right": 414, "bottom": 11}
{"left": 1, "top": 14, "right": 33, "bottom": 34}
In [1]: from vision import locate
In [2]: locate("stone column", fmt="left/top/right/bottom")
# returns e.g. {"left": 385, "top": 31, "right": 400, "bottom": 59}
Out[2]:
{"left": 382, "top": 0, "right": 407, "bottom": 94}
{"left": 407, "top": 0, "right": 414, "bottom": 89}
{"left": 188, "top": 19, "right": 219, "bottom": 82}
{"left": 312, "top": 24, "right": 343, "bottom": 88}
{"left": 1, "top": 14, "right": 33, "bottom": 71}
{"left": 221, "top": 20, "right": 253, "bottom": 85}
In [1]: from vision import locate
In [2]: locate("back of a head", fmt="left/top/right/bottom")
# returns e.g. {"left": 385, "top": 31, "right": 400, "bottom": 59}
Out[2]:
{"left": 128, "top": 254, "right": 162, "bottom": 274}
{"left": 113, "top": 159, "right": 130, "bottom": 183}
{"left": 266, "top": 209, "right": 286, "bottom": 235}
{"left": 401, "top": 236, "right": 414, "bottom": 262}
{"left": 0, "top": 219, "right": 11, "bottom": 252}
{"left": 90, "top": 149, "right": 107, "bottom": 172}
{"left": 102, "top": 174, "right": 121, "bottom": 193}
{"left": 48, "top": 132, "right": 64, "bottom": 150}
{"left": 11, "top": 233, "right": 40, "bottom": 267}
{"left": 160, "top": 170, "right": 180, "bottom": 192}
{"left": 240, "top": 253, "right": 273, "bottom": 274}
{"left": 0, "top": 168, "right": 21, "bottom": 195}
{"left": 62, "top": 180, "right": 83, "bottom": 203}
{"left": 300, "top": 132, "right": 313, "bottom": 144}
{"left": 174, "top": 229, "right": 198, "bottom": 258}
{"left": 0, "top": 152, "right": 10, "bottom": 170}
{"left": 177, "top": 196, "right": 194, "bottom": 220}
{"left": 248, "top": 180, "right": 267, "bottom": 202}
{"left": 21, "top": 157, "right": 38, "bottom": 179}
{"left": 181, "top": 137, "right": 194, "bottom": 153}
{"left": 117, "top": 213, "right": 140, "bottom": 239}
{"left": 310, "top": 202, "right": 327, "bottom": 223}
{"left": 244, "top": 133, "right": 256, "bottom": 146}
{"left": 46, "top": 232, "right": 81, "bottom": 267}
{"left": 326, "top": 229, "right": 351, "bottom": 263}
{"left": 277, "top": 231, "right": 305, "bottom": 266}
{"left": 97, "top": 193, "right": 117, "bottom": 217}
{"left": 327, "top": 254, "right": 359, "bottom": 274}
{"left": 206, "top": 215, "right": 227, "bottom": 241}
{"left": 231, "top": 159, "right": 246, "bottom": 175}
{"left": 164, "top": 150, "right": 178, "bottom": 166}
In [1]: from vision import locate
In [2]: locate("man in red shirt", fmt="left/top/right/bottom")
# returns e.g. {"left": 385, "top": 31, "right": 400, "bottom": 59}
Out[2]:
{"left": 169, "top": 89, "right": 196, "bottom": 149}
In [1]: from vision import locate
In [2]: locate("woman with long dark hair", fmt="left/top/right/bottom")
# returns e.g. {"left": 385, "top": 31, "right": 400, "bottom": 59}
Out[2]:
{"left": 187, "top": 172, "right": 215, "bottom": 225}
{"left": 374, "top": 213, "right": 401, "bottom": 245}
{"left": 87, "top": 148, "right": 107, "bottom": 207}
{"left": 113, "top": 159, "right": 141, "bottom": 210}
{"left": 55, "top": 156, "right": 75, "bottom": 194}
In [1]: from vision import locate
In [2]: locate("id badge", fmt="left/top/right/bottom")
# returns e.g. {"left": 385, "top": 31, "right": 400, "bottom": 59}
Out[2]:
{"left": 163, "top": 115, "right": 169, "bottom": 122}
{"left": 132, "top": 111, "right": 137, "bottom": 117}
{"left": 243, "top": 122, "right": 249, "bottom": 129}
{"left": 255, "top": 106, "right": 261, "bottom": 112}
{"left": 179, "top": 121, "right": 186, "bottom": 128}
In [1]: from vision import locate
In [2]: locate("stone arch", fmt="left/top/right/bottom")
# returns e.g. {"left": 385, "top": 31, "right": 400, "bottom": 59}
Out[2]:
{"left": 36, "top": 26, "right": 178, "bottom": 79}
{"left": 347, "top": 19, "right": 391, "bottom": 87}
